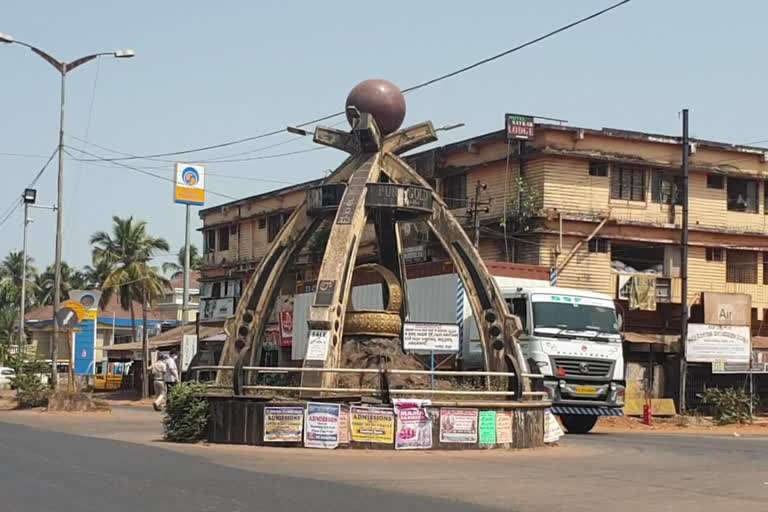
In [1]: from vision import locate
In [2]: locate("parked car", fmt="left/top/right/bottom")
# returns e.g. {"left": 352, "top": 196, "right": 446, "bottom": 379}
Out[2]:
{"left": 0, "top": 367, "right": 17, "bottom": 389}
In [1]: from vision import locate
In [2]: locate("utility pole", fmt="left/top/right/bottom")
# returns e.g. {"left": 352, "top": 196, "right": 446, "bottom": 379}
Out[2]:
{"left": 679, "top": 109, "right": 690, "bottom": 415}
{"left": 467, "top": 181, "right": 491, "bottom": 248}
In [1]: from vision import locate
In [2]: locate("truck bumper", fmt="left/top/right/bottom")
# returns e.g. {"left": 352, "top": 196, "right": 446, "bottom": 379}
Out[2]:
{"left": 551, "top": 406, "right": 623, "bottom": 416}
{"left": 541, "top": 378, "right": 625, "bottom": 415}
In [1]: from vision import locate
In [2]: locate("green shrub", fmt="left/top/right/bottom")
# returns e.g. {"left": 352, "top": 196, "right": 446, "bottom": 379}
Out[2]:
{"left": 12, "top": 372, "right": 49, "bottom": 408}
{"left": 163, "top": 382, "right": 210, "bottom": 442}
{"left": 701, "top": 387, "right": 755, "bottom": 425}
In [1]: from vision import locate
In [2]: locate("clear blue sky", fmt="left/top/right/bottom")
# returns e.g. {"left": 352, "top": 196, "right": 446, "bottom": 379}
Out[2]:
{"left": 1, "top": 0, "right": 766, "bottom": 271}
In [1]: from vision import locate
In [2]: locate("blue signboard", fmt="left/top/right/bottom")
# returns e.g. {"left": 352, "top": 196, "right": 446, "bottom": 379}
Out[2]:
{"left": 74, "top": 318, "right": 96, "bottom": 375}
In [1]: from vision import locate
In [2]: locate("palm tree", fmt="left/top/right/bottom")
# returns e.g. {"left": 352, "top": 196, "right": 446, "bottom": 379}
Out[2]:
{"left": 82, "top": 258, "right": 116, "bottom": 290}
{"left": 0, "top": 306, "right": 16, "bottom": 364}
{"left": 35, "top": 262, "right": 81, "bottom": 306}
{"left": 0, "top": 251, "right": 38, "bottom": 306}
{"left": 162, "top": 244, "right": 203, "bottom": 278}
{"left": 91, "top": 216, "right": 170, "bottom": 398}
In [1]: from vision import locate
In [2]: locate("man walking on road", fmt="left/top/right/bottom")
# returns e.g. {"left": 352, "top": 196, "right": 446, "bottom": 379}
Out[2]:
{"left": 150, "top": 354, "right": 167, "bottom": 412}
{"left": 164, "top": 350, "right": 179, "bottom": 398}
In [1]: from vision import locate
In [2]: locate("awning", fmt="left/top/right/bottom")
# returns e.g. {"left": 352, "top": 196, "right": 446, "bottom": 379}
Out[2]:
{"left": 102, "top": 339, "right": 181, "bottom": 352}
{"left": 623, "top": 332, "right": 678, "bottom": 345}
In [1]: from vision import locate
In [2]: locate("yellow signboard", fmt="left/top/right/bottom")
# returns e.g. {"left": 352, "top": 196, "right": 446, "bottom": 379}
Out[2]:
{"left": 350, "top": 406, "right": 395, "bottom": 443}
{"left": 174, "top": 163, "right": 205, "bottom": 206}
{"left": 60, "top": 300, "right": 86, "bottom": 322}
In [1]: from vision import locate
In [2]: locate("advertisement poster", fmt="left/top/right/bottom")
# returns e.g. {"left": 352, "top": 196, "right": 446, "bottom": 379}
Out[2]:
{"left": 479, "top": 410, "right": 497, "bottom": 445}
{"left": 304, "top": 402, "right": 340, "bottom": 449}
{"left": 394, "top": 399, "right": 432, "bottom": 450}
{"left": 339, "top": 408, "right": 350, "bottom": 444}
{"left": 543, "top": 409, "right": 564, "bottom": 444}
{"left": 495, "top": 411, "right": 514, "bottom": 445}
{"left": 350, "top": 406, "right": 395, "bottom": 443}
{"left": 439, "top": 408, "right": 478, "bottom": 443}
{"left": 263, "top": 407, "right": 304, "bottom": 442}
{"left": 305, "top": 330, "right": 330, "bottom": 361}
{"left": 279, "top": 296, "right": 294, "bottom": 347}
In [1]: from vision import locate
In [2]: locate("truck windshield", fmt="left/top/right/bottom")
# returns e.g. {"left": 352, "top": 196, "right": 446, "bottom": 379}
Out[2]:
{"left": 532, "top": 301, "right": 619, "bottom": 334}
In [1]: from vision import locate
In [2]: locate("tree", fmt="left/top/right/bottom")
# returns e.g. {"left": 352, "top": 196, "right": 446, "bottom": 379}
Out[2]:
{"left": 35, "top": 262, "right": 82, "bottom": 306}
{"left": 0, "top": 251, "right": 38, "bottom": 307}
{"left": 82, "top": 258, "right": 116, "bottom": 290}
{"left": 162, "top": 245, "right": 202, "bottom": 278}
{"left": 91, "top": 216, "right": 170, "bottom": 398}
{"left": 0, "top": 306, "right": 15, "bottom": 364}
{"left": 502, "top": 176, "right": 540, "bottom": 234}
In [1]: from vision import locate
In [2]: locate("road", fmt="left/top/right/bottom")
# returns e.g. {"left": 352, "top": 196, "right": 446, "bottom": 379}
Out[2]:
{"left": 0, "top": 409, "right": 766, "bottom": 512}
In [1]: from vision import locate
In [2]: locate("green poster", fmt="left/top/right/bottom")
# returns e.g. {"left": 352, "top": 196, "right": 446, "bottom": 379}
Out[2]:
{"left": 479, "top": 410, "right": 497, "bottom": 445}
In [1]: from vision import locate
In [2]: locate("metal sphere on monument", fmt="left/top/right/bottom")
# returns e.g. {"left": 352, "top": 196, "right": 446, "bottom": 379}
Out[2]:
{"left": 345, "top": 79, "right": 406, "bottom": 136}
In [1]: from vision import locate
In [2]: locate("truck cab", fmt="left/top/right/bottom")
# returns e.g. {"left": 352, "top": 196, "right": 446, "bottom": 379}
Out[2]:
{"left": 504, "top": 286, "right": 625, "bottom": 433}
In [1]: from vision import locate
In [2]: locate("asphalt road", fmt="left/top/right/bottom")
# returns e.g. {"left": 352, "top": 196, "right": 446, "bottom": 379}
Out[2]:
{"left": 0, "top": 412, "right": 767, "bottom": 512}
{"left": 0, "top": 420, "right": 496, "bottom": 512}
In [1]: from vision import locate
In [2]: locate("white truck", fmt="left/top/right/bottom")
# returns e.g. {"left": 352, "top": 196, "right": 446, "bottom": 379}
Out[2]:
{"left": 292, "top": 273, "right": 625, "bottom": 433}
{"left": 502, "top": 286, "right": 625, "bottom": 433}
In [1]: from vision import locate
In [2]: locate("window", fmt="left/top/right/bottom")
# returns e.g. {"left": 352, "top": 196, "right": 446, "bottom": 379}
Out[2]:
{"left": 727, "top": 178, "right": 758, "bottom": 212}
{"left": 230, "top": 224, "right": 238, "bottom": 235}
{"left": 267, "top": 213, "right": 286, "bottom": 242}
{"left": 610, "top": 165, "right": 645, "bottom": 201}
{"left": 588, "top": 238, "right": 609, "bottom": 253}
{"left": 205, "top": 230, "right": 216, "bottom": 254}
{"left": 443, "top": 173, "right": 467, "bottom": 209}
{"left": 707, "top": 174, "right": 724, "bottom": 189}
{"left": 218, "top": 227, "right": 229, "bottom": 251}
{"left": 726, "top": 250, "right": 757, "bottom": 284}
{"left": 651, "top": 170, "right": 682, "bottom": 205}
{"left": 706, "top": 248, "right": 724, "bottom": 262}
{"left": 510, "top": 297, "right": 528, "bottom": 332}
{"left": 258, "top": 218, "right": 266, "bottom": 229}
{"left": 764, "top": 254, "right": 768, "bottom": 285}
{"left": 589, "top": 161, "right": 608, "bottom": 177}
{"left": 211, "top": 282, "right": 222, "bottom": 298}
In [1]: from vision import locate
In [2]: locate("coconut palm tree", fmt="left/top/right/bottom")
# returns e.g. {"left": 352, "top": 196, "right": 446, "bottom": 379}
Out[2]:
{"left": 35, "top": 262, "right": 81, "bottom": 306}
{"left": 82, "top": 258, "right": 116, "bottom": 290}
{"left": 0, "top": 251, "right": 38, "bottom": 307}
{"left": 91, "top": 216, "right": 170, "bottom": 398}
{"left": 91, "top": 216, "right": 170, "bottom": 342}
{"left": 162, "top": 244, "right": 203, "bottom": 278}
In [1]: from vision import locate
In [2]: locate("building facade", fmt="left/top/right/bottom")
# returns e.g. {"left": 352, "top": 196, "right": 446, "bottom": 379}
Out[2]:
{"left": 198, "top": 119, "right": 768, "bottom": 409}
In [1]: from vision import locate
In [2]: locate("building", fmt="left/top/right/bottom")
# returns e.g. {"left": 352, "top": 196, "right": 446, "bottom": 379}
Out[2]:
{"left": 198, "top": 118, "right": 768, "bottom": 409}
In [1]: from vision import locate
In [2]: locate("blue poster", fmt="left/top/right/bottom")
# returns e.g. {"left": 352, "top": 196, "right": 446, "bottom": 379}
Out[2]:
{"left": 304, "top": 402, "right": 340, "bottom": 449}
{"left": 74, "top": 318, "right": 96, "bottom": 375}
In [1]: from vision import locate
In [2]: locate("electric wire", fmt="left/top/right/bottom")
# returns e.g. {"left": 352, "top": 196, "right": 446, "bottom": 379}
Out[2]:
{"left": 70, "top": 0, "right": 631, "bottom": 163}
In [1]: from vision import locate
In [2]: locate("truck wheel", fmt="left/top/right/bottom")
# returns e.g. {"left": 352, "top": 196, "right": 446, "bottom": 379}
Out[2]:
{"left": 559, "top": 414, "right": 598, "bottom": 434}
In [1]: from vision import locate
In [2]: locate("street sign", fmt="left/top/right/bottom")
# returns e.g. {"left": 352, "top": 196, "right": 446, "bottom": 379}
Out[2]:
{"left": 56, "top": 301, "right": 85, "bottom": 329}
{"left": 174, "top": 163, "right": 206, "bottom": 205}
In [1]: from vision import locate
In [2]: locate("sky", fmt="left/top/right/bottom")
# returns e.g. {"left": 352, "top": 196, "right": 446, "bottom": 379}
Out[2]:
{"left": 1, "top": 0, "right": 767, "bottom": 272}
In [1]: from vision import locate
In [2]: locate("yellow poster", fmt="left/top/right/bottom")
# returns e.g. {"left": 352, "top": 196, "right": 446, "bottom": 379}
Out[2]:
{"left": 350, "top": 406, "right": 394, "bottom": 443}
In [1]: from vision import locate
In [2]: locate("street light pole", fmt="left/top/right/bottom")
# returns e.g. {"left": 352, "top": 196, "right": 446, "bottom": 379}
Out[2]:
{"left": 19, "top": 201, "right": 30, "bottom": 348}
{"left": 1, "top": 32, "right": 134, "bottom": 388}
{"left": 19, "top": 189, "right": 55, "bottom": 350}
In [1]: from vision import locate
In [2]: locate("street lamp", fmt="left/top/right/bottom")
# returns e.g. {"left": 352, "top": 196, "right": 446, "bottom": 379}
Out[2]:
{"left": 1, "top": 33, "right": 134, "bottom": 388}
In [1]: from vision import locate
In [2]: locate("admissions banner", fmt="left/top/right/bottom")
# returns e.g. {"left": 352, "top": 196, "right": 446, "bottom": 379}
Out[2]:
{"left": 350, "top": 406, "right": 395, "bottom": 443}
{"left": 304, "top": 402, "right": 340, "bottom": 449}
{"left": 263, "top": 407, "right": 303, "bottom": 442}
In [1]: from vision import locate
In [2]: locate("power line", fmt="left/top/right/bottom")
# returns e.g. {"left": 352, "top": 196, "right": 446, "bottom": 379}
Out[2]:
{"left": 401, "top": 0, "right": 631, "bottom": 94}
{"left": 62, "top": 146, "right": 238, "bottom": 201}
{"left": 68, "top": 0, "right": 631, "bottom": 163}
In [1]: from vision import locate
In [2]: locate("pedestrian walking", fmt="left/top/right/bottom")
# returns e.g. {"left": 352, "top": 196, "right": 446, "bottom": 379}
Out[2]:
{"left": 150, "top": 354, "right": 167, "bottom": 412}
{"left": 164, "top": 350, "right": 180, "bottom": 399}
